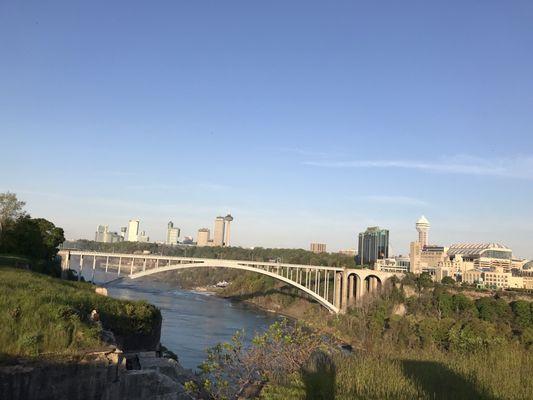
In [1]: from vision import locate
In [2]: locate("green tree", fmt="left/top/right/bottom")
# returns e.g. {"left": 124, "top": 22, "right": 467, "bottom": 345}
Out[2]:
{"left": 0, "top": 192, "right": 26, "bottom": 236}
{"left": 511, "top": 301, "right": 532, "bottom": 328}
{"left": 441, "top": 276, "right": 455, "bottom": 285}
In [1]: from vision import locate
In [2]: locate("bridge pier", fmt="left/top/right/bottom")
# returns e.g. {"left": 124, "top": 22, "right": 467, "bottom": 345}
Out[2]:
{"left": 79, "top": 255, "right": 84, "bottom": 281}
{"left": 348, "top": 274, "right": 355, "bottom": 306}
{"left": 340, "top": 270, "right": 349, "bottom": 314}
{"left": 58, "top": 250, "right": 71, "bottom": 279}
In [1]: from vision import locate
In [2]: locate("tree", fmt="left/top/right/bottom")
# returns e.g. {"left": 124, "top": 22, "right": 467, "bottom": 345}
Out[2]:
{"left": 441, "top": 276, "right": 455, "bottom": 285}
{"left": 0, "top": 216, "right": 65, "bottom": 276}
{"left": 0, "top": 192, "right": 26, "bottom": 235}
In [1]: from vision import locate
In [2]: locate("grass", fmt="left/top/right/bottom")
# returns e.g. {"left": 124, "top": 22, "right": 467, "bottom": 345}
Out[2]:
{"left": 0, "top": 266, "right": 161, "bottom": 363}
{"left": 261, "top": 346, "right": 533, "bottom": 400}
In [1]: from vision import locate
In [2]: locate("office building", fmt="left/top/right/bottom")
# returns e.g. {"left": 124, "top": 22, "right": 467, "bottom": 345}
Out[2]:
{"left": 357, "top": 226, "right": 389, "bottom": 266}
{"left": 95, "top": 225, "right": 108, "bottom": 242}
{"left": 197, "top": 228, "right": 211, "bottom": 247}
{"left": 213, "top": 216, "right": 225, "bottom": 246}
{"left": 416, "top": 216, "right": 430, "bottom": 248}
{"left": 138, "top": 231, "right": 150, "bottom": 243}
{"left": 310, "top": 243, "right": 327, "bottom": 253}
{"left": 95, "top": 225, "right": 122, "bottom": 243}
{"left": 127, "top": 219, "right": 140, "bottom": 242}
{"left": 166, "top": 221, "right": 180, "bottom": 245}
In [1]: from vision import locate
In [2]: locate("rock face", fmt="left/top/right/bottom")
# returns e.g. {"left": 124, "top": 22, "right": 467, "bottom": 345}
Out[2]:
{"left": 0, "top": 351, "right": 195, "bottom": 400}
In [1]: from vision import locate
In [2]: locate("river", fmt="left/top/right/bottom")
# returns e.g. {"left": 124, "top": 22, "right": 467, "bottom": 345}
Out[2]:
{"left": 101, "top": 277, "right": 280, "bottom": 369}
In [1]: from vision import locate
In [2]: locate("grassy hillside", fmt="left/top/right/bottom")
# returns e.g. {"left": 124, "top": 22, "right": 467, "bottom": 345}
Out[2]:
{"left": 0, "top": 266, "right": 161, "bottom": 363}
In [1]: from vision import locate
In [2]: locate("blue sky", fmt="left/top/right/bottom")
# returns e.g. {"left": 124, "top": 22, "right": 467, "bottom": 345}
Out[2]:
{"left": 1, "top": 1, "right": 532, "bottom": 258}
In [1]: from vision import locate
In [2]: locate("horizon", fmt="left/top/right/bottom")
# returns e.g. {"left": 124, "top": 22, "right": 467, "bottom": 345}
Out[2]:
{"left": 1, "top": 1, "right": 532, "bottom": 258}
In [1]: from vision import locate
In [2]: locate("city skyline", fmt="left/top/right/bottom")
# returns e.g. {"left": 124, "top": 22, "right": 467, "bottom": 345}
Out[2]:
{"left": 1, "top": 1, "right": 532, "bottom": 258}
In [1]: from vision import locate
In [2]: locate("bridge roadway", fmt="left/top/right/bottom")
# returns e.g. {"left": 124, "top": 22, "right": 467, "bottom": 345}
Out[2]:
{"left": 58, "top": 250, "right": 402, "bottom": 314}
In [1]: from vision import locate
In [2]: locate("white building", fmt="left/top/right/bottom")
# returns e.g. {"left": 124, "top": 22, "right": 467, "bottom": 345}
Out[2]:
{"left": 127, "top": 220, "right": 140, "bottom": 242}
{"left": 166, "top": 221, "right": 180, "bottom": 245}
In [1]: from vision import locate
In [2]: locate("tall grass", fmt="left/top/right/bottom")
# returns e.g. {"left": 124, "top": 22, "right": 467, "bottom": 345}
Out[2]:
{"left": 0, "top": 266, "right": 160, "bottom": 362}
{"left": 261, "top": 346, "right": 533, "bottom": 400}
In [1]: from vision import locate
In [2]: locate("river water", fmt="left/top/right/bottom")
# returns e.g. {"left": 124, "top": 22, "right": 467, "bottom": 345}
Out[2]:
{"left": 101, "top": 277, "right": 280, "bottom": 369}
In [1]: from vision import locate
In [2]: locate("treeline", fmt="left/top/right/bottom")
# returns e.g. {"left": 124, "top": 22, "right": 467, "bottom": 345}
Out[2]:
{"left": 64, "top": 239, "right": 356, "bottom": 268}
{"left": 0, "top": 192, "right": 64, "bottom": 276}
{"left": 332, "top": 282, "right": 533, "bottom": 352}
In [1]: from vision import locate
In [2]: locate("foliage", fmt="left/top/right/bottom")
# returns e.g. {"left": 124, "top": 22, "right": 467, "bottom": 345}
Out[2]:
{"left": 0, "top": 192, "right": 26, "bottom": 228}
{"left": 0, "top": 266, "right": 161, "bottom": 362}
{"left": 0, "top": 216, "right": 65, "bottom": 276}
{"left": 441, "top": 276, "right": 455, "bottom": 285}
{"left": 189, "top": 318, "right": 327, "bottom": 399}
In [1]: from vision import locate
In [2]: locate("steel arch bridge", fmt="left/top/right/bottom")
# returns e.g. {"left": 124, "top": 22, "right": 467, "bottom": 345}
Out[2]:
{"left": 59, "top": 250, "right": 402, "bottom": 314}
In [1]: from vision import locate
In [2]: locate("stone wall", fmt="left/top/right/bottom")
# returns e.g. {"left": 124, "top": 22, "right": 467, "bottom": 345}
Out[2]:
{"left": 0, "top": 351, "right": 195, "bottom": 400}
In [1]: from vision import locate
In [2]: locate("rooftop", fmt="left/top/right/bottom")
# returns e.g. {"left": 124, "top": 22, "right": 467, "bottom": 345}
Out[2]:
{"left": 448, "top": 243, "right": 511, "bottom": 256}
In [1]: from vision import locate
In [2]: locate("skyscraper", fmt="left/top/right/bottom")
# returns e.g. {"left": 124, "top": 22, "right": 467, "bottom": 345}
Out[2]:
{"left": 95, "top": 225, "right": 108, "bottom": 242}
{"left": 416, "top": 216, "right": 430, "bottom": 248}
{"left": 357, "top": 226, "right": 389, "bottom": 266}
{"left": 166, "top": 221, "right": 180, "bottom": 245}
{"left": 213, "top": 216, "right": 226, "bottom": 246}
{"left": 224, "top": 214, "right": 233, "bottom": 246}
{"left": 197, "top": 228, "right": 210, "bottom": 247}
{"left": 127, "top": 219, "right": 139, "bottom": 242}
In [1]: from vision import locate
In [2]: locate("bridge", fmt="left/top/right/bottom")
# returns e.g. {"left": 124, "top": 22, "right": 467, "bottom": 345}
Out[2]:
{"left": 58, "top": 250, "right": 402, "bottom": 314}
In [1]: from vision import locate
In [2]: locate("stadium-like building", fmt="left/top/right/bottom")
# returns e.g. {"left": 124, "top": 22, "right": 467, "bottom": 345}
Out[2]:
{"left": 447, "top": 243, "right": 512, "bottom": 271}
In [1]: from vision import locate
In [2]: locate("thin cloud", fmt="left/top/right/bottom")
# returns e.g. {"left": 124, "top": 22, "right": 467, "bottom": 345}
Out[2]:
{"left": 303, "top": 155, "right": 533, "bottom": 179}
{"left": 362, "top": 195, "right": 429, "bottom": 207}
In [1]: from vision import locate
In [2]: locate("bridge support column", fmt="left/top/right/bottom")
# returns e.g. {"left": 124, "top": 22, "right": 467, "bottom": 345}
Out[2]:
{"left": 341, "top": 270, "right": 349, "bottom": 314}
{"left": 355, "top": 275, "right": 362, "bottom": 303}
{"left": 91, "top": 256, "right": 96, "bottom": 283}
{"left": 130, "top": 258, "right": 134, "bottom": 276}
{"left": 348, "top": 275, "right": 355, "bottom": 306}
{"left": 334, "top": 272, "right": 341, "bottom": 311}
{"left": 118, "top": 257, "right": 122, "bottom": 275}
{"left": 58, "top": 250, "right": 71, "bottom": 279}
{"left": 79, "top": 255, "right": 84, "bottom": 281}
{"left": 105, "top": 256, "right": 109, "bottom": 273}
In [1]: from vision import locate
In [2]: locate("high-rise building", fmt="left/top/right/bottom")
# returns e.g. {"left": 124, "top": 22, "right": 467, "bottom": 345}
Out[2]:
{"left": 416, "top": 216, "right": 430, "bottom": 248}
{"left": 224, "top": 214, "right": 233, "bottom": 246}
{"left": 213, "top": 216, "right": 226, "bottom": 247}
{"left": 166, "top": 221, "right": 180, "bottom": 245}
{"left": 357, "top": 226, "right": 389, "bottom": 266}
{"left": 127, "top": 219, "right": 140, "bottom": 242}
{"left": 197, "top": 228, "right": 210, "bottom": 247}
{"left": 138, "top": 230, "right": 150, "bottom": 243}
{"left": 95, "top": 225, "right": 108, "bottom": 242}
{"left": 120, "top": 227, "right": 127, "bottom": 240}
{"left": 310, "top": 243, "right": 327, "bottom": 253}
{"left": 95, "top": 225, "right": 122, "bottom": 243}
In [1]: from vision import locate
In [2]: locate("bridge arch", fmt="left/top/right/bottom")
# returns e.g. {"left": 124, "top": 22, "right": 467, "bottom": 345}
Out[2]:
{"left": 129, "top": 261, "right": 340, "bottom": 314}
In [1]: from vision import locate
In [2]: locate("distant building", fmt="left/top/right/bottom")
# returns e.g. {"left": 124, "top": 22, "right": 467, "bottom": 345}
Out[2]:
{"left": 95, "top": 225, "right": 123, "bottom": 243}
{"left": 410, "top": 242, "right": 448, "bottom": 274}
{"left": 137, "top": 230, "right": 150, "bottom": 243}
{"left": 127, "top": 220, "right": 140, "bottom": 242}
{"left": 374, "top": 256, "right": 410, "bottom": 273}
{"left": 338, "top": 249, "right": 357, "bottom": 257}
{"left": 120, "top": 227, "right": 127, "bottom": 240}
{"left": 310, "top": 243, "right": 327, "bottom": 253}
{"left": 95, "top": 225, "right": 108, "bottom": 242}
{"left": 224, "top": 214, "right": 233, "bottom": 246}
{"left": 166, "top": 221, "right": 180, "bottom": 245}
{"left": 182, "top": 236, "right": 194, "bottom": 245}
{"left": 416, "top": 216, "right": 430, "bottom": 248}
{"left": 213, "top": 216, "right": 225, "bottom": 246}
{"left": 357, "top": 226, "right": 389, "bottom": 266}
{"left": 447, "top": 243, "right": 512, "bottom": 271}
{"left": 197, "top": 228, "right": 211, "bottom": 247}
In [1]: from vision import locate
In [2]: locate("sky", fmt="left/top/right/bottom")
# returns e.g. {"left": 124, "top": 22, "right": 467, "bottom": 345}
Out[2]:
{"left": 1, "top": 1, "right": 532, "bottom": 258}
